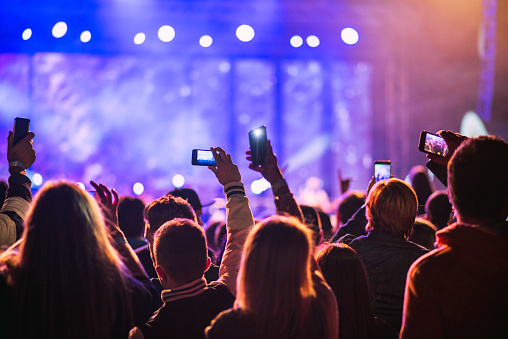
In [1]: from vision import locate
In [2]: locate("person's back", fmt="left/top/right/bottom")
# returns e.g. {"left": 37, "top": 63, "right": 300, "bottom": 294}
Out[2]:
{"left": 401, "top": 135, "right": 508, "bottom": 338}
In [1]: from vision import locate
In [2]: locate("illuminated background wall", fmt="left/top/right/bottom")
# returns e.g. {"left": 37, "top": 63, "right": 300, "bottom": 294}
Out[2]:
{"left": 0, "top": 0, "right": 506, "bottom": 216}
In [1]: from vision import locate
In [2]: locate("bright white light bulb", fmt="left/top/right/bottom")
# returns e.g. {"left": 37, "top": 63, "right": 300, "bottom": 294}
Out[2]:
{"left": 199, "top": 35, "right": 213, "bottom": 47}
{"left": 80, "top": 30, "right": 91, "bottom": 43}
{"left": 134, "top": 33, "right": 146, "bottom": 45}
{"left": 32, "top": 173, "right": 43, "bottom": 186}
{"left": 341, "top": 28, "right": 359, "bottom": 45}
{"left": 158, "top": 25, "right": 175, "bottom": 42}
{"left": 52, "top": 22, "right": 68, "bottom": 38}
{"left": 290, "top": 35, "right": 303, "bottom": 48}
{"left": 236, "top": 25, "right": 255, "bottom": 42}
{"left": 22, "top": 28, "right": 32, "bottom": 40}
{"left": 172, "top": 174, "right": 186, "bottom": 188}
{"left": 133, "top": 182, "right": 144, "bottom": 195}
{"left": 306, "top": 35, "right": 320, "bottom": 48}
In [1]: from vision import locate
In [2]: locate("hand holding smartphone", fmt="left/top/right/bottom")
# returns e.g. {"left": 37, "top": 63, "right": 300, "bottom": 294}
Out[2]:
{"left": 13, "top": 117, "right": 30, "bottom": 145}
{"left": 374, "top": 160, "right": 391, "bottom": 183}
{"left": 418, "top": 131, "right": 449, "bottom": 157}
{"left": 249, "top": 125, "right": 268, "bottom": 167}
{"left": 192, "top": 149, "right": 216, "bottom": 166}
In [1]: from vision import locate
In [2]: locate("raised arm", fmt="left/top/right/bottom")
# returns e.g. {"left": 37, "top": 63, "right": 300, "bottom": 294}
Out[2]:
{"left": 208, "top": 147, "right": 254, "bottom": 296}
{"left": 0, "top": 131, "right": 36, "bottom": 247}
{"left": 246, "top": 140, "right": 303, "bottom": 221}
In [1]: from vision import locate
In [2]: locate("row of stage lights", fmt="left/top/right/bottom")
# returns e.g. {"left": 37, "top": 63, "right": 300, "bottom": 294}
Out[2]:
{"left": 29, "top": 172, "right": 272, "bottom": 196}
{"left": 21, "top": 22, "right": 360, "bottom": 48}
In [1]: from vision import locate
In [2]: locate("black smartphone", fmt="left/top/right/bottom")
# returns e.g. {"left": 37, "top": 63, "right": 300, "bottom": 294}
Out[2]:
{"left": 13, "top": 117, "right": 30, "bottom": 145}
{"left": 374, "top": 160, "right": 391, "bottom": 183}
{"left": 418, "top": 131, "right": 449, "bottom": 157}
{"left": 426, "top": 161, "right": 448, "bottom": 187}
{"left": 249, "top": 125, "right": 267, "bottom": 167}
{"left": 192, "top": 149, "right": 216, "bottom": 166}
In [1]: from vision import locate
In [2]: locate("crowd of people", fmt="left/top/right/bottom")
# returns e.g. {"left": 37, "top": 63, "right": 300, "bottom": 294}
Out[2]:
{"left": 0, "top": 127, "right": 507, "bottom": 339}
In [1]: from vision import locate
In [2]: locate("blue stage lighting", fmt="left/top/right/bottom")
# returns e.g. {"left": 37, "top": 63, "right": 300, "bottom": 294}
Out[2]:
{"left": 236, "top": 25, "right": 255, "bottom": 42}
{"left": 52, "top": 22, "right": 67, "bottom": 38}
{"left": 80, "top": 31, "right": 91, "bottom": 43}
{"left": 290, "top": 35, "right": 303, "bottom": 48}
{"left": 306, "top": 35, "right": 320, "bottom": 47}
{"left": 158, "top": 25, "right": 175, "bottom": 42}
{"left": 22, "top": 28, "right": 32, "bottom": 40}
{"left": 199, "top": 35, "right": 213, "bottom": 47}
{"left": 134, "top": 32, "right": 145, "bottom": 45}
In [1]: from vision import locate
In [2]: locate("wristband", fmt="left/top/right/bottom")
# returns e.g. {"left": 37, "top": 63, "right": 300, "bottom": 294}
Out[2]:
{"left": 9, "top": 161, "right": 26, "bottom": 170}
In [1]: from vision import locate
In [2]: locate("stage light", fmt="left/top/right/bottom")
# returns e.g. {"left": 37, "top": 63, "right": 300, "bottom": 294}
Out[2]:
{"left": 236, "top": 25, "right": 255, "bottom": 42}
{"left": 251, "top": 178, "right": 270, "bottom": 195}
{"left": 22, "top": 28, "right": 32, "bottom": 40}
{"left": 290, "top": 35, "right": 303, "bottom": 48}
{"left": 77, "top": 182, "right": 86, "bottom": 190}
{"left": 32, "top": 173, "right": 43, "bottom": 186}
{"left": 158, "top": 25, "right": 175, "bottom": 42}
{"left": 52, "top": 21, "right": 68, "bottom": 38}
{"left": 199, "top": 35, "right": 213, "bottom": 47}
{"left": 134, "top": 33, "right": 146, "bottom": 45}
{"left": 172, "top": 174, "right": 185, "bottom": 188}
{"left": 133, "top": 182, "right": 144, "bottom": 195}
{"left": 80, "top": 31, "right": 91, "bottom": 43}
{"left": 341, "top": 28, "right": 359, "bottom": 45}
{"left": 306, "top": 35, "right": 320, "bottom": 48}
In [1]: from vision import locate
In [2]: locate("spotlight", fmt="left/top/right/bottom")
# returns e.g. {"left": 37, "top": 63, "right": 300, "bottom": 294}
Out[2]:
{"left": 158, "top": 25, "right": 175, "bottom": 42}
{"left": 236, "top": 25, "right": 255, "bottom": 42}
{"left": 250, "top": 178, "right": 270, "bottom": 195}
{"left": 199, "top": 35, "right": 213, "bottom": 47}
{"left": 32, "top": 173, "right": 43, "bottom": 186}
{"left": 22, "top": 28, "right": 32, "bottom": 40}
{"left": 133, "top": 182, "right": 144, "bottom": 195}
{"left": 172, "top": 174, "right": 185, "bottom": 188}
{"left": 290, "top": 35, "right": 303, "bottom": 48}
{"left": 77, "top": 182, "right": 86, "bottom": 190}
{"left": 52, "top": 22, "right": 68, "bottom": 38}
{"left": 341, "top": 28, "right": 359, "bottom": 45}
{"left": 306, "top": 35, "right": 320, "bottom": 48}
{"left": 134, "top": 33, "right": 146, "bottom": 45}
{"left": 80, "top": 31, "right": 91, "bottom": 43}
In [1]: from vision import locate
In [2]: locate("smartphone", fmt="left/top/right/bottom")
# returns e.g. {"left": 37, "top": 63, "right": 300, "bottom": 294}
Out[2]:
{"left": 374, "top": 160, "right": 391, "bottom": 183}
{"left": 249, "top": 125, "right": 267, "bottom": 166}
{"left": 418, "top": 131, "right": 449, "bottom": 157}
{"left": 426, "top": 161, "right": 448, "bottom": 187}
{"left": 192, "top": 149, "right": 216, "bottom": 166}
{"left": 13, "top": 117, "right": 30, "bottom": 144}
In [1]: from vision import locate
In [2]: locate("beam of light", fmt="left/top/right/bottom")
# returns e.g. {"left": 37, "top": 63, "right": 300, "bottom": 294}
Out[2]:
{"left": 199, "top": 35, "right": 213, "bottom": 47}
{"left": 306, "top": 35, "right": 320, "bottom": 47}
{"left": 133, "top": 182, "right": 144, "bottom": 195}
{"left": 172, "top": 174, "right": 185, "bottom": 188}
{"left": 460, "top": 111, "right": 488, "bottom": 137}
{"left": 80, "top": 31, "right": 91, "bottom": 43}
{"left": 134, "top": 32, "right": 146, "bottom": 45}
{"left": 283, "top": 135, "right": 331, "bottom": 173}
{"left": 250, "top": 178, "right": 270, "bottom": 194}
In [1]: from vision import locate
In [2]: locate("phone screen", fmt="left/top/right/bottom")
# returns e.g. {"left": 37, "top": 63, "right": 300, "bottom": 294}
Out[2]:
{"left": 248, "top": 125, "right": 267, "bottom": 166}
{"left": 192, "top": 149, "right": 216, "bottom": 166}
{"left": 374, "top": 161, "right": 391, "bottom": 183}
{"left": 420, "top": 132, "right": 449, "bottom": 157}
{"left": 13, "top": 117, "right": 30, "bottom": 145}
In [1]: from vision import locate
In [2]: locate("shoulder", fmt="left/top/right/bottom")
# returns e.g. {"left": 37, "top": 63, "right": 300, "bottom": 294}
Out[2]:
{"left": 206, "top": 309, "right": 247, "bottom": 339}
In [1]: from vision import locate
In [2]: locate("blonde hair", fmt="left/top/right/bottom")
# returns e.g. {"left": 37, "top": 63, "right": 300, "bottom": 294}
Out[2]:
{"left": 4, "top": 181, "right": 132, "bottom": 339}
{"left": 235, "top": 215, "right": 316, "bottom": 338}
{"left": 366, "top": 178, "right": 418, "bottom": 237}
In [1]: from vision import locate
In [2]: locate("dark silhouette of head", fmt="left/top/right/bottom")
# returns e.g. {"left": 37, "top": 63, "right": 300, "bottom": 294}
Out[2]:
{"left": 300, "top": 205, "right": 322, "bottom": 246}
{"left": 337, "top": 191, "right": 366, "bottom": 225}
{"left": 408, "top": 165, "right": 434, "bottom": 216}
{"left": 448, "top": 136, "right": 508, "bottom": 224}
{"left": 118, "top": 196, "right": 146, "bottom": 238}
{"left": 408, "top": 218, "right": 437, "bottom": 250}
{"left": 425, "top": 190, "right": 453, "bottom": 230}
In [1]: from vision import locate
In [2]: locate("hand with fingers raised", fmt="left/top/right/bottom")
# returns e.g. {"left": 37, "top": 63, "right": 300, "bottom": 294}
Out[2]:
{"left": 90, "top": 181, "right": 123, "bottom": 238}
{"left": 208, "top": 147, "right": 241, "bottom": 186}
{"left": 246, "top": 140, "right": 283, "bottom": 184}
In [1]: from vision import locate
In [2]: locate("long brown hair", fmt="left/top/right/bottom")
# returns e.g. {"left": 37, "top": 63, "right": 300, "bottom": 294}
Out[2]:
{"left": 4, "top": 181, "right": 133, "bottom": 339}
{"left": 235, "top": 215, "right": 316, "bottom": 338}
{"left": 315, "top": 243, "right": 377, "bottom": 338}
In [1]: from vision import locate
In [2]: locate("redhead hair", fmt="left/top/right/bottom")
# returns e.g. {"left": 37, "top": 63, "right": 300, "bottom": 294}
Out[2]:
{"left": 235, "top": 215, "right": 316, "bottom": 338}
{"left": 366, "top": 178, "right": 418, "bottom": 237}
{"left": 2, "top": 181, "right": 133, "bottom": 339}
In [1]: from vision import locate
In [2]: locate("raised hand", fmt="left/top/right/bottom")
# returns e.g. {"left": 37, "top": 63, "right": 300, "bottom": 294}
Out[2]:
{"left": 246, "top": 140, "right": 283, "bottom": 184}
{"left": 7, "top": 131, "right": 36, "bottom": 174}
{"left": 90, "top": 181, "right": 122, "bottom": 237}
{"left": 427, "top": 130, "right": 468, "bottom": 166}
{"left": 208, "top": 147, "right": 241, "bottom": 185}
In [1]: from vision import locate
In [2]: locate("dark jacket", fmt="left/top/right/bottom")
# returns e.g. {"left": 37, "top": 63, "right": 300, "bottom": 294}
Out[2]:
{"left": 340, "top": 230, "right": 428, "bottom": 335}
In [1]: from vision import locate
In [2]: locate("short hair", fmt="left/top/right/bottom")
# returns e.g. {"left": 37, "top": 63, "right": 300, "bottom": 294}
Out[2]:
{"left": 366, "top": 178, "right": 418, "bottom": 237}
{"left": 425, "top": 190, "right": 452, "bottom": 230}
{"left": 117, "top": 196, "right": 146, "bottom": 238}
{"left": 448, "top": 136, "right": 508, "bottom": 222}
{"left": 144, "top": 195, "right": 197, "bottom": 234}
{"left": 337, "top": 191, "right": 366, "bottom": 225}
{"left": 300, "top": 205, "right": 322, "bottom": 246}
{"left": 408, "top": 218, "right": 437, "bottom": 250}
{"left": 153, "top": 218, "right": 208, "bottom": 285}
